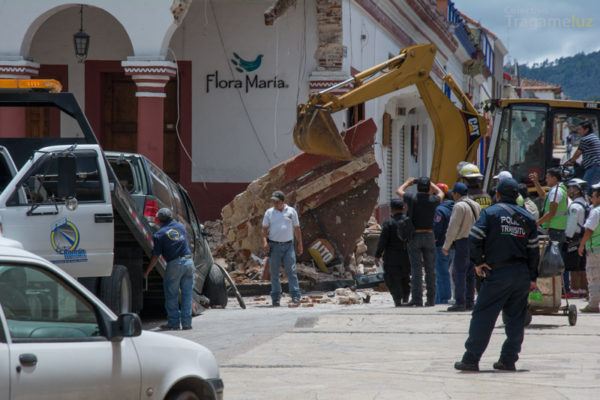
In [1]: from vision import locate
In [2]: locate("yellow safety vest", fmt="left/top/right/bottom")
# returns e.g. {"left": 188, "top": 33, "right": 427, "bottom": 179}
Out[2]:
{"left": 541, "top": 184, "right": 568, "bottom": 230}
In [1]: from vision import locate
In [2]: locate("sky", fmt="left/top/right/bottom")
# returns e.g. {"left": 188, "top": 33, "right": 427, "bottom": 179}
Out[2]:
{"left": 452, "top": 0, "right": 600, "bottom": 65}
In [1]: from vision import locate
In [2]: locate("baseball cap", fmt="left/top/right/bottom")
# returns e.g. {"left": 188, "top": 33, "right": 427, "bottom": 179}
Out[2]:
{"left": 493, "top": 170, "right": 513, "bottom": 181}
{"left": 497, "top": 178, "right": 519, "bottom": 197}
{"left": 156, "top": 208, "right": 173, "bottom": 222}
{"left": 451, "top": 182, "right": 468, "bottom": 196}
{"left": 271, "top": 190, "right": 285, "bottom": 201}
{"left": 390, "top": 198, "right": 404, "bottom": 210}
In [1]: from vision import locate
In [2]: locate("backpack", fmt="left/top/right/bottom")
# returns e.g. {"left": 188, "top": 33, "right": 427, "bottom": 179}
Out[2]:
{"left": 396, "top": 214, "right": 415, "bottom": 242}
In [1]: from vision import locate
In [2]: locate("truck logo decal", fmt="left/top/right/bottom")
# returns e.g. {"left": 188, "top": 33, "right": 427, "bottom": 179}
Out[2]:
{"left": 50, "top": 218, "right": 88, "bottom": 263}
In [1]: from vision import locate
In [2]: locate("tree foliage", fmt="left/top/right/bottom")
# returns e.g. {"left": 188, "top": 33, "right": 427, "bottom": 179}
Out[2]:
{"left": 504, "top": 51, "right": 600, "bottom": 100}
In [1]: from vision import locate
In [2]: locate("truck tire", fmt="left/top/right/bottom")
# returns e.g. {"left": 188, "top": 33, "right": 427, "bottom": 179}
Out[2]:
{"left": 100, "top": 265, "right": 132, "bottom": 315}
{"left": 203, "top": 264, "right": 228, "bottom": 308}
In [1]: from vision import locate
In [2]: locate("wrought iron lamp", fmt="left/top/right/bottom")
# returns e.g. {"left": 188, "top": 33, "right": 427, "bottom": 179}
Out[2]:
{"left": 73, "top": 5, "right": 90, "bottom": 63}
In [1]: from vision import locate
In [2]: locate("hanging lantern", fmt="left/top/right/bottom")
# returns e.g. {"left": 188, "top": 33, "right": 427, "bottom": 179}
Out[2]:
{"left": 73, "top": 5, "right": 90, "bottom": 63}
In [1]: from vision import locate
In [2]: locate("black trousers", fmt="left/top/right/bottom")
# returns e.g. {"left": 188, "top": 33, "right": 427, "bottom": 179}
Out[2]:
{"left": 383, "top": 263, "right": 411, "bottom": 305}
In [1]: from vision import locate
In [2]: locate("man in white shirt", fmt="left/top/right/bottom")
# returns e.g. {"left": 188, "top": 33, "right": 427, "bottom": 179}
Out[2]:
{"left": 578, "top": 183, "right": 600, "bottom": 312}
{"left": 565, "top": 179, "right": 589, "bottom": 297}
{"left": 262, "top": 190, "right": 303, "bottom": 307}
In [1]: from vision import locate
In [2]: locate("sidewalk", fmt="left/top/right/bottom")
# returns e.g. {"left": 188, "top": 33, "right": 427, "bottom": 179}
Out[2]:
{"left": 220, "top": 294, "right": 599, "bottom": 399}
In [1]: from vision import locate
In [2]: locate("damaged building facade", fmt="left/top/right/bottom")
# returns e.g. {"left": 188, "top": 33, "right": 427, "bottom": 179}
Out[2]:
{"left": 0, "top": 1, "right": 507, "bottom": 277}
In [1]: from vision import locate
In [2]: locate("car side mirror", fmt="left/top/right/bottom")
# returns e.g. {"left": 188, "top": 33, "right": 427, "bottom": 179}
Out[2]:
{"left": 110, "top": 313, "right": 142, "bottom": 341}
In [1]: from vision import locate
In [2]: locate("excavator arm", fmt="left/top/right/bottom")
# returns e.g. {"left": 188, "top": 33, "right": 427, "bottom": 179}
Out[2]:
{"left": 293, "top": 43, "right": 487, "bottom": 184}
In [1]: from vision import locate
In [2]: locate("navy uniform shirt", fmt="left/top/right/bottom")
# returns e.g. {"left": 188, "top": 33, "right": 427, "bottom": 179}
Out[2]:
{"left": 469, "top": 198, "right": 539, "bottom": 281}
{"left": 433, "top": 200, "right": 454, "bottom": 247}
{"left": 152, "top": 220, "right": 191, "bottom": 262}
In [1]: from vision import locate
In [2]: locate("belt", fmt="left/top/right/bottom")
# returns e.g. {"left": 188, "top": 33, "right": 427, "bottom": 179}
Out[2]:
{"left": 415, "top": 229, "right": 433, "bottom": 233}
{"left": 167, "top": 254, "right": 191, "bottom": 263}
{"left": 268, "top": 240, "right": 292, "bottom": 244}
{"left": 490, "top": 258, "right": 527, "bottom": 269}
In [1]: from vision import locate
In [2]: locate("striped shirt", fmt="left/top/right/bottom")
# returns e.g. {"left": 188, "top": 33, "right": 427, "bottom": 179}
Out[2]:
{"left": 577, "top": 132, "right": 600, "bottom": 169}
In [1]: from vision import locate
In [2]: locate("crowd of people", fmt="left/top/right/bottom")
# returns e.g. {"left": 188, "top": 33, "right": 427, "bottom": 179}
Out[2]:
{"left": 374, "top": 152, "right": 600, "bottom": 370}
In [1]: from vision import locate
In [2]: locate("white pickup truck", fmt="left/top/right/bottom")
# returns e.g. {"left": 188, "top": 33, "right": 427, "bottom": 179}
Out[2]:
{"left": 0, "top": 78, "right": 229, "bottom": 314}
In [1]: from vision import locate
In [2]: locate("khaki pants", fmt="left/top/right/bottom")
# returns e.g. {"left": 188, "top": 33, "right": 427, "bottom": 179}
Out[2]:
{"left": 586, "top": 252, "right": 600, "bottom": 308}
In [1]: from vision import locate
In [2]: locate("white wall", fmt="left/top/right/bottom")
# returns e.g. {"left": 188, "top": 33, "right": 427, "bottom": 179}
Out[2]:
{"left": 169, "top": 0, "right": 317, "bottom": 183}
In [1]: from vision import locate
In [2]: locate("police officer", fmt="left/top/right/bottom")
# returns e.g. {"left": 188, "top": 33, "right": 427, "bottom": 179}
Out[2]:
{"left": 454, "top": 178, "right": 539, "bottom": 372}
{"left": 144, "top": 208, "right": 194, "bottom": 331}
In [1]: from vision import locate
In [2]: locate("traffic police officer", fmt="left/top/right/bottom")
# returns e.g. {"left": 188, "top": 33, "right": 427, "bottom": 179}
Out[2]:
{"left": 144, "top": 208, "right": 194, "bottom": 330}
{"left": 454, "top": 178, "right": 539, "bottom": 371}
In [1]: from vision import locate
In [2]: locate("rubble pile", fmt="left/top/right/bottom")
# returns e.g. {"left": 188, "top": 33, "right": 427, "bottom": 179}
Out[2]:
{"left": 202, "top": 210, "right": 382, "bottom": 284}
{"left": 202, "top": 120, "right": 387, "bottom": 286}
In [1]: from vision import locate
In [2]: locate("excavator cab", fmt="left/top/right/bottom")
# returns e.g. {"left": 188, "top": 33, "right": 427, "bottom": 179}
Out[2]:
{"left": 484, "top": 99, "right": 600, "bottom": 190}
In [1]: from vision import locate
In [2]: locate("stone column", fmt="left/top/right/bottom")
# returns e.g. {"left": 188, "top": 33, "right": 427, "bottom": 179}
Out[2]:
{"left": 0, "top": 59, "right": 40, "bottom": 138}
{"left": 122, "top": 60, "right": 177, "bottom": 169}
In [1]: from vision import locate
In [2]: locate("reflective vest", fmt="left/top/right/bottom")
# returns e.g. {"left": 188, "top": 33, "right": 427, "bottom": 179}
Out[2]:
{"left": 541, "top": 184, "right": 568, "bottom": 230}
{"left": 586, "top": 206, "right": 600, "bottom": 251}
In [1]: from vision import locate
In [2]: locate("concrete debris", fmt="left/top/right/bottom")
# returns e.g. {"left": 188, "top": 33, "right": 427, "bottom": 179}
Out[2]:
{"left": 200, "top": 120, "right": 389, "bottom": 291}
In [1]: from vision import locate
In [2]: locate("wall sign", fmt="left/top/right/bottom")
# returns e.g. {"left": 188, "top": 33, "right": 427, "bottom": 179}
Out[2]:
{"left": 206, "top": 53, "right": 289, "bottom": 93}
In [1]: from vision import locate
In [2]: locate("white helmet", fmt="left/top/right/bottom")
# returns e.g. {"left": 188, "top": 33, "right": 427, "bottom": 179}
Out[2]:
{"left": 458, "top": 162, "right": 483, "bottom": 179}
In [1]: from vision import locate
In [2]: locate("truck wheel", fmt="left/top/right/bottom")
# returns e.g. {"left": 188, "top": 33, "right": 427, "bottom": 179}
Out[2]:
{"left": 203, "top": 264, "right": 228, "bottom": 308}
{"left": 100, "top": 265, "right": 132, "bottom": 314}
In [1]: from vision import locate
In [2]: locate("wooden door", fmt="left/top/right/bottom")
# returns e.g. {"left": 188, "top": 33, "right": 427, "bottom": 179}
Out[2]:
{"left": 101, "top": 73, "right": 179, "bottom": 182}
{"left": 102, "top": 73, "right": 138, "bottom": 153}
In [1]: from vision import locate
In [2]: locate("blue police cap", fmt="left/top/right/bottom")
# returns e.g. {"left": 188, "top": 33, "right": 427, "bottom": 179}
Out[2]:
{"left": 451, "top": 182, "right": 468, "bottom": 196}
{"left": 497, "top": 178, "right": 519, "bottom": 197}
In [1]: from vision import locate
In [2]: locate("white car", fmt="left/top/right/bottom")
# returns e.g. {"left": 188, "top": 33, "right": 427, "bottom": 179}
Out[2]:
{"left": 0, "top": 238, "right": 223, "bottom": 400}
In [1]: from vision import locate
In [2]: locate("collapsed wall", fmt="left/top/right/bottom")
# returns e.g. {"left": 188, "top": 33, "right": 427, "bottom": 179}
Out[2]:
{"left": 219, "top": 119, "right": 381, "bottom": 281}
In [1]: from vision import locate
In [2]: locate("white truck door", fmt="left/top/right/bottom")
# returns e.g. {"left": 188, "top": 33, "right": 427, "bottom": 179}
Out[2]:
{"left": 0, "top": 146, "right": 114, "bottom": 278}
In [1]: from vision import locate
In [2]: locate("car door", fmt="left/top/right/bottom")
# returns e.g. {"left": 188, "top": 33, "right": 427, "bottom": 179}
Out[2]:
{"left": 0, "top": 148, "right": 114, "bottom": 278}
{"left": 1, "top": 263, "right": 140, "bottom": 400}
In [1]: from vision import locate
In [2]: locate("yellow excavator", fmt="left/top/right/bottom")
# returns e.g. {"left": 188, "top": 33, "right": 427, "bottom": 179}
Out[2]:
{"left": 294, "top": 43, "right": 600, "bottom": 190}
{"left": 293, "top": 43, "right": 486, "bottom": 185}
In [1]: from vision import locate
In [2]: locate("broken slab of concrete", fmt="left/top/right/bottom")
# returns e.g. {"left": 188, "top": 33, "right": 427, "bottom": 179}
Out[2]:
{"left": 221, "top": 118, "right": 380, "bottom": 276}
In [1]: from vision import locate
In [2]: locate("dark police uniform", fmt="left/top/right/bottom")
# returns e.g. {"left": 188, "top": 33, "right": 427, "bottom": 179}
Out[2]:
{"left": 457, "top": 179, "right": 539, "bottom": 370}
{"left": 375, "top": 213, "right": 411, "bottom": 305}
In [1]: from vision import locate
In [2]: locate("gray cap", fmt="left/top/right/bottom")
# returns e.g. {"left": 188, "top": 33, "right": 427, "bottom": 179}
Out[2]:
{"left": 156, "top": 207, "right": 173, "bottom": 222}
{"left": 271, "top": 190, "right": 285, "bottom": 201}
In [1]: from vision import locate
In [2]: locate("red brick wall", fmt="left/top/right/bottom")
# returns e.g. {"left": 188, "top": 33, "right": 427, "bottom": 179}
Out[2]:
{"left": 315, "top": 0, "right": 343, "bottom": 70}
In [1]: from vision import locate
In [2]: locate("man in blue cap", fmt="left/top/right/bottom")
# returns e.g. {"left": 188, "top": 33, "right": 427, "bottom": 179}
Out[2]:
{"left": 454, "top": 178, "right": 539, "bottom": 372}
{"left": 374, "top": 198, "right": 412, "bottom": 306}
{"left": 442, "top": 182, "right": 480, "bottom": 312}
{"left": 144, "top": 208, "right": 194, "bottom": 330}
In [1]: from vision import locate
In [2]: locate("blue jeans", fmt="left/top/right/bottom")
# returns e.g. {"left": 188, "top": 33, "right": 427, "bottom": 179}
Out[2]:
{"left": 435, "top": 246, "right": 454, "bottom": 304}
{"left": 462, "top": 263, "right": 530, "bottom": 365}
{"left": 269, "top": 241, "right": 301, "bottom": 302}
{"left": 407, "top": 232, "right": 436, "bottom": 304}
{"left": 164, "top": 256, "right": 194, "bottom": 328}
{"left": 452, "top": 238, "right": 475, "bottom": 306}
{"left": 583, "top": 165, "right": 600, "bottom": 195}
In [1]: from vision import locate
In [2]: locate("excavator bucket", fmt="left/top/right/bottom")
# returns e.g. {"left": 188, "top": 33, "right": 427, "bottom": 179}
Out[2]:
{"left": 293, "top": 105, "right": 354, "bottom": 161}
